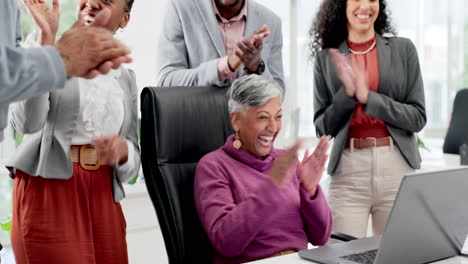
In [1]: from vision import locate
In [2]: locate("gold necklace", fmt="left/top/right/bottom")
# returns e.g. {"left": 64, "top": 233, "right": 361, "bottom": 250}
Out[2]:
{"left": 348, "top": 39, "right": 377, "bottom": 55}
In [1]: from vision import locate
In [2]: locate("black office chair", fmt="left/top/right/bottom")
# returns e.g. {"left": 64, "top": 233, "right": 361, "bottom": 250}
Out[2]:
{"left": 141, "top": 86, "right": 234, "bottom": 264}
{"left": 140, "top": 86, "right": 355, "bottom": 264}
{"left": 443, "top": 89, "right": 468, "bottom": 154}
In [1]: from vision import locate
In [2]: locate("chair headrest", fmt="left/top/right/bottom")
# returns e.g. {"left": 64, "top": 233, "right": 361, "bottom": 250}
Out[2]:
{"left": 443, "top": 88, "right": 468, "bottom": 154}
{"left": 453, "top": 89, "right": 468, "bottom": 113}
{"left": 141, "top": 86, "right": 234, "bottom": 164}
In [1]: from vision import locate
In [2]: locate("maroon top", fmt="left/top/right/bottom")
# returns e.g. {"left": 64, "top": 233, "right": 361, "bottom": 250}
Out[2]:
{"left": 347, "top": 36, "right": 390, "bottom": 139}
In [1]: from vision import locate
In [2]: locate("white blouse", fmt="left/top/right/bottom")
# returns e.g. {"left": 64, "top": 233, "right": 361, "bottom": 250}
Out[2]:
{"left": 23, "top": 32, "right": 137, "bottom": 180}
{"left": 72, "top": 68, "right": 125, "bottom": 144}
{"left": 70, "top": 68, "right": 136, "bottom": 171}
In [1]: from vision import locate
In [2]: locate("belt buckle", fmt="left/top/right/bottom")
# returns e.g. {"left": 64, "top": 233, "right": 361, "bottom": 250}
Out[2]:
{"left": 365, "top": 137, "right": 377, "bottom": 148}
{"left": 79, "top": 145, "right": 101, "bottom": 171}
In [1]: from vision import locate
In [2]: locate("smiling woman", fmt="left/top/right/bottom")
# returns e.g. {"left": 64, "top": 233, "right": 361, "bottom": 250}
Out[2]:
{"left": 5, "top": 0, "right": 140, "bottom": 263}
{"left": 194, "top": 74, "right": 333, "bottom": 264}
{"left": 228, "top": 75, "right": 284, "bottom": 158}
{"left": 78, "top": 0, "right": 131, "bottom": 32}
{"left": 310, "top": 0, "right": 425, "bottom": 241}
{"left": 0, "top": 0, "right": 78, "bottom": 252}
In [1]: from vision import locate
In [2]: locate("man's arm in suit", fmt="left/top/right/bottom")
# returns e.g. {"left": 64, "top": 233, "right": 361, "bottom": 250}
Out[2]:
{"left": 0, "top": 9, "right": 66, "bottom": 104}
{"left": 157, "top": 0, "right": 225, "bottom": 87}
{"left": 256, "top": 18, "right": 285, "bottom": 95}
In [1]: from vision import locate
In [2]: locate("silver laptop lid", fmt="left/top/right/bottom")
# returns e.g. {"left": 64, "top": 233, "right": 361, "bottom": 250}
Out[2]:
{"left": 375, "top": 167, "right": 468, "bottom": 264}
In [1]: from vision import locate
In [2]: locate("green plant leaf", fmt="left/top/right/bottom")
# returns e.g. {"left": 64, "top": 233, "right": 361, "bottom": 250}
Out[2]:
{"left": 418, "top": 137, "right": 430, "bottom": 152}
{"left": 128, "top": 175, "right": 138, "bottom": 185}
{"left": 0, "top": 220, "right": 12, "bottom": 232}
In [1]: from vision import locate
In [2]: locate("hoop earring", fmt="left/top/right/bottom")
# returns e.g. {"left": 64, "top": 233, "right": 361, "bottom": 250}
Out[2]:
{"left": 233, "top": 131, "right": 242, "bottom": 150}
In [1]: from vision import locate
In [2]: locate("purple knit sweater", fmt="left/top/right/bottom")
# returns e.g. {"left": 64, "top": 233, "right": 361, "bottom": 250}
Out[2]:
{"left": 194, "top": 135, "right": 333, "bottom": 264}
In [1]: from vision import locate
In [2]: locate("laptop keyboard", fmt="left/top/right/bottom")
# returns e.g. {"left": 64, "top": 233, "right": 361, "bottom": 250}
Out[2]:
{"left": 340, "top": 249, "right": 378, "bottom": 264}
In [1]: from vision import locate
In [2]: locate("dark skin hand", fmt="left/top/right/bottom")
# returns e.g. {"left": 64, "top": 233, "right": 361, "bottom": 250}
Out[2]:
{"left": 228, "top": 25, "right": 270, "bottom": 72}
{"left": 25, "top": 0, "right": 133, "bottom": 79}
{"left": 92, "top": 135, "right": 129, "bottom": 165}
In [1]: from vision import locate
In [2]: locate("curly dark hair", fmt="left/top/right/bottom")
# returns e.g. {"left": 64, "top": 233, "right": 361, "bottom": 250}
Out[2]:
{"left": 309, "top": 0, "right": 396, "bottom": 58}
{"left": 125, "top": 0, "right": 135, "bottom": 12}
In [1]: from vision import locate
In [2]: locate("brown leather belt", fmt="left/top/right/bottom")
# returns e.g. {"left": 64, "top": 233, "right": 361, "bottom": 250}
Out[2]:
{"left": 70, "top": 144, "right": 101, "bottom": 170}
{"left": 345, "top": 137, "right": 392, "bottom": 149}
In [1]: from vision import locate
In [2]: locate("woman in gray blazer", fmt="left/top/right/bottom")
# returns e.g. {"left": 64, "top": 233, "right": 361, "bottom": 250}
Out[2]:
{"left": 309, "top": 0, "right": 426, "bottom": 239}
{"left": 6, "top": 0, "right": 139, "bottom": 263}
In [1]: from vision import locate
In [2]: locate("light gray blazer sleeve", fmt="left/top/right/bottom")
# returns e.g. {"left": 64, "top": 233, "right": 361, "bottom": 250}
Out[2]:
{"left": 7, "top": 16, "right": 62, "bottom": 134}
{"left": 15, "top": 9, "right": 22, "bottom": 47}
{"left": 0, "top": 42, "right": 66, "bottom": 104}
{"left": 365, "top": 39, "right": 426, "bottom": 132}
{"left": 241, "top": 19, "right": 286, "bottom": 94}
{"left": 157, "top": 0, "right": 221, "bottom": 87}
{"left": 10, "top": 93, "right": 50, "bottom": 134}
{"left": 114, "top": 69, "right": 141, "bottom": 183}
{"left": 256, "top": 18, "right": 285, "bottom": 94}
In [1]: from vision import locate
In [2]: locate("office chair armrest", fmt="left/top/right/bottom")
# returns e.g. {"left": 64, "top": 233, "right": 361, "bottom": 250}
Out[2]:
{"left": 331, "top": 232, "right": 358, "bottom": 242}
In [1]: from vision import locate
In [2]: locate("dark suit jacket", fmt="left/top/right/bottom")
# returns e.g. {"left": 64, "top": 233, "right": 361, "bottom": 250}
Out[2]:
{"left": 313, "top": 34, "right": 426, "bottom": 175}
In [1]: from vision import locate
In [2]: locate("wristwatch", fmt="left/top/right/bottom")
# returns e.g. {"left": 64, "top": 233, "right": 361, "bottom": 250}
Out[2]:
{"left": 245, "top": 61, "right": 265, "bottom": 75}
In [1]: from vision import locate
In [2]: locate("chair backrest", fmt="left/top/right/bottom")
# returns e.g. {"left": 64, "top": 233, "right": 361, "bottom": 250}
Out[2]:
{"left": 140, "top": 86, "right": 234, "bottom": 264}
{"left": 443, "top": 89, "right": 468, "bottom": 154}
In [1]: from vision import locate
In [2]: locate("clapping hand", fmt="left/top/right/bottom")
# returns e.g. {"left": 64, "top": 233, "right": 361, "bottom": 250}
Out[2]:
{"left": 54, "top": 9, "right": 132, "bottom": 79}
{"left": 298, "top": 136, "right": 331, "bottom": 197}
{"left": 235, "top": 25, "right": 270, "bottom": 72}
{"left": 329, "top": 49, "right": 369, "bottom": 104}
{"left": 269, "top": 140, "right": 302, "bottom": 188}
{"left": 228, "top": 25, "right": 270, "bottom": 72}
{"left": 92, "top": 135, "right": 129, "bottom": 165}
{"left": 23, "top": 0, "right": 60, "bottom": 45}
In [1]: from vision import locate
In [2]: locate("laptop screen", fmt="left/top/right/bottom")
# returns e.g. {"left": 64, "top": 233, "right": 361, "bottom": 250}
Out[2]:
{"left": 375, "top": 167, "right": 468, "bottom": 264}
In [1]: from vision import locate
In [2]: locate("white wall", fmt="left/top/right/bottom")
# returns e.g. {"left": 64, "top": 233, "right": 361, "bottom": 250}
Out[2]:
{"left": 118, "top": 0, "right": 169, "bottom": 95}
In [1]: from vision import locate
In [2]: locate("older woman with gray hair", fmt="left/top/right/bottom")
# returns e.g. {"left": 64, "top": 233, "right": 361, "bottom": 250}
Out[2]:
{"left": 194, "top": 75, "right": 333, "bottom": 264}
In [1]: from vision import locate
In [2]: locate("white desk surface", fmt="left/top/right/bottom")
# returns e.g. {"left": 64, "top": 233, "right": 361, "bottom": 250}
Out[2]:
{"left": 420, "top": 152, "right": 462, "bottom": 171}
{"left": 250, "top": 152, "right": 467, "bottom": 264}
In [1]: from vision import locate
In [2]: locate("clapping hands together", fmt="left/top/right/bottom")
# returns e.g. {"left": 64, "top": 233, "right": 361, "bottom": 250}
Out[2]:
{"left": 330, "top": 49, "right": 369, "bottom": 104}
{"left": 269, "top": 136, "right": 331, "bottom": 198}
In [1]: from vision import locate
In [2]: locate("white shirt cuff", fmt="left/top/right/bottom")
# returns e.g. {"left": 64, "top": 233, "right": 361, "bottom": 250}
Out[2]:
{"left": 115, "top": 139, "right": 138, "bottom": 183}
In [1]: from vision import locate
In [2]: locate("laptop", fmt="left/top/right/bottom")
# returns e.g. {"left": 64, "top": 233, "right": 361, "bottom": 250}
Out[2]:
{"left": 299, "top": 167, "right": 468, "bottom": 264}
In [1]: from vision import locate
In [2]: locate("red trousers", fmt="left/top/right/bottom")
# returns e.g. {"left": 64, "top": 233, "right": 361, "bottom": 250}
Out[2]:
{"left": 11, "top": 163, "right": 128, "bottom": 264}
